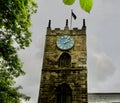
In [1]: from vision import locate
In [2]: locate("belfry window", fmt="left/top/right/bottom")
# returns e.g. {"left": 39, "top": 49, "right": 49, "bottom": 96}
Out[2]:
{"left": 58, "top": 52, "right": 71, "bottom": 67}
{"left": 56, "top": 83, "right": 72, "bottom": 103}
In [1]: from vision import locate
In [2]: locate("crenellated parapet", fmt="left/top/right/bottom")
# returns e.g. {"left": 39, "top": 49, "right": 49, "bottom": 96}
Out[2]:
{"left": 47, "top": 19, "right": 86, "bottom": 35}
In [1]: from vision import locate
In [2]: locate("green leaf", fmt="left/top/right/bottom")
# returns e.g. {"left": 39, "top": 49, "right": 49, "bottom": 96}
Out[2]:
{"left": 63, "top": 0, "right": 75, "bottom": 5}
{"left": 80, "top": 0, "right": 93, "bottom": 13}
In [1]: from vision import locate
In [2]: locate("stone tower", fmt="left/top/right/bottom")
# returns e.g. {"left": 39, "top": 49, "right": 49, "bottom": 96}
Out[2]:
{"left": 38, "top": 19, "right": 88, "bottom": 103}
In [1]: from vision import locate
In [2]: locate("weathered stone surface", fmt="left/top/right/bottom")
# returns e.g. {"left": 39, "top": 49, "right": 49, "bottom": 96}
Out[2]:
{"left": 38, "top": 20, "right": 88, "bottom": 103}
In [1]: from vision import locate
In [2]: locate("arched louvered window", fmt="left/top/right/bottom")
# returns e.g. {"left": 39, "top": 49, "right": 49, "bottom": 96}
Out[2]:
{"left": 58, "top": 52, "right": 71, "bottom": 67}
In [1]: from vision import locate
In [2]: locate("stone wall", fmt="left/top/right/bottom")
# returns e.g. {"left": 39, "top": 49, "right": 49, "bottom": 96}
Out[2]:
{"left": 38, "top": 20, "right": 88, "bottom": 103}
{"left": 39, "top": 67, "right": 87, "bottom": 103}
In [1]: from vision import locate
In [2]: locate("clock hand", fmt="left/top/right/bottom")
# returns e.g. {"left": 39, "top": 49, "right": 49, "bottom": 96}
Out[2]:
{"left": 64, "top": 36, "right": 70, "bottom": 43}
{"left": 64, "top": 40, "right": 70, "bottom": 44}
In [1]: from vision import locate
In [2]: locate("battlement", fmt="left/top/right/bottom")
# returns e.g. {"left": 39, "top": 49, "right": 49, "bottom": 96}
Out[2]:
{"left": 46, "top": 19, "right": 86, "bottom": 35}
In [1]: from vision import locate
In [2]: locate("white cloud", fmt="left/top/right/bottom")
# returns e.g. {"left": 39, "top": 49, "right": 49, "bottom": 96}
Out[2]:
{"left": 88, "top": 52, "right": 116, "bottom": 81}
{"left": 87, "top": 32, "right": 117, "bottom": 92}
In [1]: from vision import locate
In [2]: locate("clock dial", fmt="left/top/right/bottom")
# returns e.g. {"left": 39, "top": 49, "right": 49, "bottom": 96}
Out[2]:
{"left": 57, "top": 36, "right": 74, "bottom": 50}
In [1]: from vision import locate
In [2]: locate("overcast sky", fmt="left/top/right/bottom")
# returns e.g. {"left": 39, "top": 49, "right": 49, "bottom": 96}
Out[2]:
{"left": 16, "top": 0, "right": 120, "bottom": 103}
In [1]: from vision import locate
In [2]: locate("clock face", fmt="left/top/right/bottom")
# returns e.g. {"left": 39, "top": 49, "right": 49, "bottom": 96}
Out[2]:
{"left": 57, "top": 35, "right": 74, "bottom": 50}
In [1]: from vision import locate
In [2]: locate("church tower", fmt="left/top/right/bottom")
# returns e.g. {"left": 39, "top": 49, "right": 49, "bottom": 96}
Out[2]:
{"left": 38, "top": 19, "right": 88, "bottom": 103}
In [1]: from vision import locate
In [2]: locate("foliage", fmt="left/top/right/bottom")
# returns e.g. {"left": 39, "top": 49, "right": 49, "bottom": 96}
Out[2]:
{"left": 63, "top": 0, "right": 75, "bottom": 5}
{"left": 80, "top": 0, "right": 93, "bottom": 13}
{"left": 63, "top": 0, "right": 93, "bottom": 13}
{"left": 0, "top": 0, "right": 37, "bottom": 102}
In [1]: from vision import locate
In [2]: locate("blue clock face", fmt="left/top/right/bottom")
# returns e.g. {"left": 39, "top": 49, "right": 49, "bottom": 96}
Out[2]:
{"left": 57, "top": 36, "right": 74, "bottom": 50}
